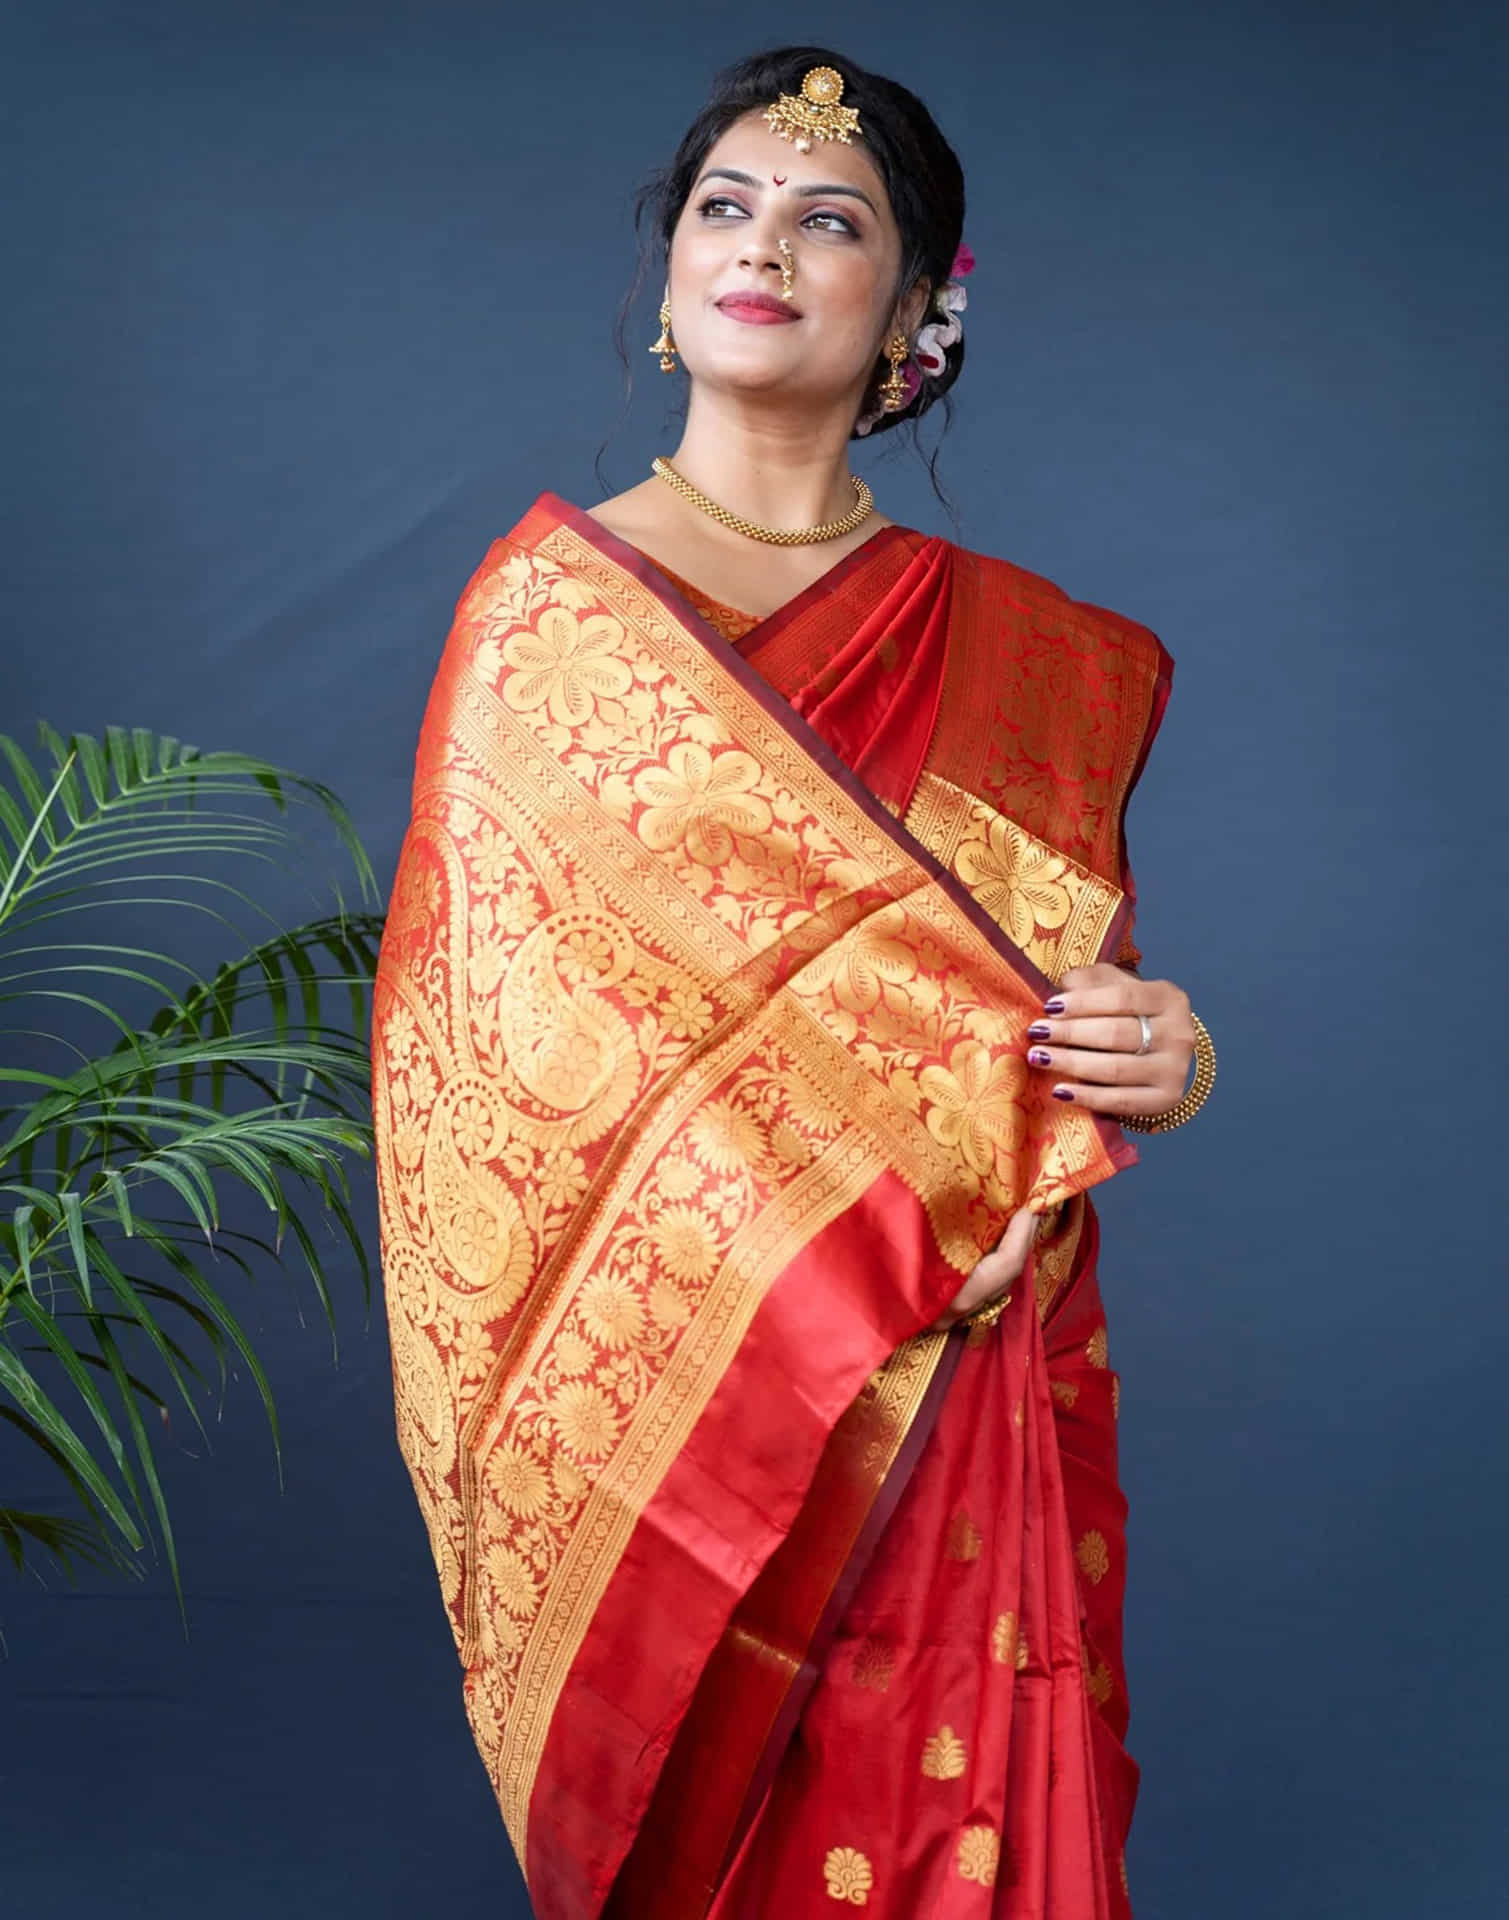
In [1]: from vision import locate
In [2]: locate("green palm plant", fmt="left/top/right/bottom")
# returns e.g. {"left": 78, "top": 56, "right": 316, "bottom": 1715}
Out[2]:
{"left": 0, "top": 722, "right": 385, "bottom": 1605}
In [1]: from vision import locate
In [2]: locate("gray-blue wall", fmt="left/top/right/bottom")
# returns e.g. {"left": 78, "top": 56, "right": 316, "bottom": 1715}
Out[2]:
{"left": 4, "top": 3, "right": 1505, "bottom": 1914}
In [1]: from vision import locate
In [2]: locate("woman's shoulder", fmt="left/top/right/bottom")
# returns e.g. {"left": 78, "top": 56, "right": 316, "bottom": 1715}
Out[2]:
{"left": 939, "top": 535, "right": 1174, "bottom": 679}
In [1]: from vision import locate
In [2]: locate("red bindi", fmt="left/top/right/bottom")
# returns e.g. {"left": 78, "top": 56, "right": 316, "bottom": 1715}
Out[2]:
{"left": 772, "top": 173, "right": 787, "bottom": 186}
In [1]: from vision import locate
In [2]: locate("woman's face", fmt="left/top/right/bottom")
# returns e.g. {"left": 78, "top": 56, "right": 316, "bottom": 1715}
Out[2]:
{"left": 666, "top": 110, "right": 927, "bottom": 421}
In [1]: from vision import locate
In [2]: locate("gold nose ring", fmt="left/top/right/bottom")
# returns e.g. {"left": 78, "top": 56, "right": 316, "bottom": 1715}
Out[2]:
{"left": 777, "top": 238, "right": 795, "bottom": 301}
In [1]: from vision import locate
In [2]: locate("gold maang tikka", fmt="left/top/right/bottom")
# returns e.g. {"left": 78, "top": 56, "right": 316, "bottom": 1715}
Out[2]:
{"left": 762, "top": 65, "right": 861, "bottom": 154}
{"left": 777, "top": 238, "right": 795, "bottom": 301}
{"left": 649, "top": 286, "right": 676, "bottom": 372}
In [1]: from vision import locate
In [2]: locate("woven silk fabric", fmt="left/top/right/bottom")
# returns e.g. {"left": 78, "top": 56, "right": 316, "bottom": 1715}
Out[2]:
{"left": 371, "top": 492, "right": 1172, "bottom": 1918}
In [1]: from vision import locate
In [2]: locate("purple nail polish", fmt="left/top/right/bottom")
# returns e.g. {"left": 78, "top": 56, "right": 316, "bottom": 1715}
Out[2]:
{"left": 1026, "top": 1022, "right": 1051, "bottom": 1040}
{"left": 1051, "top": 1085, "right": 1075, "bottom": 1101}
{"left": 1043, "top": 997, "right": 1066, "bottom": 1016}
{"left": 1028, "top": 1047, "right": 1052, "bottom": 1068}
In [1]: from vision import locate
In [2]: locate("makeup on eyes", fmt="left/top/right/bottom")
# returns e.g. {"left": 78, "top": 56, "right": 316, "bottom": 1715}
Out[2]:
{"left": 696, "top": 194, "right": 859, "bottom": 237}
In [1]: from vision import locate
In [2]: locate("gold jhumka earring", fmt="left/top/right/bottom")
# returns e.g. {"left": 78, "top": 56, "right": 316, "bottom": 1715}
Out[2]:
{"left": 777, "top": 238, "right": 795, "bottom": 302}
{"left": 879, "top": 331, "right": 911, "bottom": 411}
{"left": 649, "top": 288, "right": 677, "bottom": 372}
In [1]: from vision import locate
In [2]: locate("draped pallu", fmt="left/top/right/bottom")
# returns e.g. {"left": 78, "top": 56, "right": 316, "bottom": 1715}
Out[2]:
{"left": 371, "top": 494, "right": 1173, "bottom": 1918}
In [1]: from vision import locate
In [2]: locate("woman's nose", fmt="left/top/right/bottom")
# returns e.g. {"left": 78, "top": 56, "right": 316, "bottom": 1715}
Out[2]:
{"left": 738, "top": 222, "right": 788, "bottom": 277}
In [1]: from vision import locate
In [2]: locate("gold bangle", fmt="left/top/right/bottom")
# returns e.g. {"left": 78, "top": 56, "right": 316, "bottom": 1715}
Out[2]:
{"left": 1122, "top": 1011, "right": 1216, "bottom": 1133}
{"left": 961, "top": 1288, "right": 1012, "bottom": 1332}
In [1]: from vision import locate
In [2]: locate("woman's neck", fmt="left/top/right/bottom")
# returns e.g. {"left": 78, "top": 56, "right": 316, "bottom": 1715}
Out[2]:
{"left": 669, "top": 387, "right": 863, "bottom": 532}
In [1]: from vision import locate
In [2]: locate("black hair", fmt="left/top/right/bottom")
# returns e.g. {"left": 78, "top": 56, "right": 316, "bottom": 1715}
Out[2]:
{"left": 600, "top": 46, "right": 967, "bottom": 506}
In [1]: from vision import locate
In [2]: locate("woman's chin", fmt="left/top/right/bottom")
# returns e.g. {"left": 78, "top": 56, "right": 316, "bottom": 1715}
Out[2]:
{"left": 684, "top": 359, "right": 830, "bottom": 403}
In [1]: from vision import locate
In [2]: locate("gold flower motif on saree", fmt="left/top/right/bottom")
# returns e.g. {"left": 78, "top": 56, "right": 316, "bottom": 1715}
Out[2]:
{"left": 1075, "top": 1529, "right": 1111, "bottom": 1585}
{"left": 919, "top": 1039, "right": 1026, "bottom": 1179}
{"left": 956, "top": 812, "right": 1073, "bottom": 946}
{"left": 850, "top": 1636, "right": 894, "bottom": 1692}
{"left": 990, "top": 1611, "right": 1019, "bottom": 1667}
{"left": 946, "top": 1510, "right": 983, "bottom": 1561}
{"left": 484, "top": 1543, "right": 541, "bottom": 1618}
{"left": 632, "top": 741, "right": 774, "bottom": 865}
{"left": 823, "top": 1845, "right": 875, "bottom": 1904}
{"left": 788, "top": 899, "right": 918, "bottom": 1013}
{"left": 1087, "top": 1323, "right": 1109, "bottom": 1367}
{"left": 497, "top": 606, "right": 634, "bottom": 726}
{"left": 921, "top": 1724, "right": 969, "bottom": 1780}
{"left": 485, "top": 1443, "right": 549, "bottom": 1520}
{"left": 686, "top": 1097, "right": 765, "bottom": 1174}
{"left": 576, "top": 1273, "right": 645, "bottom": 1350}
{"left": 548, "top": 1380, "right": 620, "bottom": 1459}
{"left": 904, "top": 773, "right": 1128, "bottom": 982}
{"left": 956, "top": 1825, "right": 1001, "bottom": 1886}
{"left": 647, "top": 1204, "right": 721, "bottom": 1282}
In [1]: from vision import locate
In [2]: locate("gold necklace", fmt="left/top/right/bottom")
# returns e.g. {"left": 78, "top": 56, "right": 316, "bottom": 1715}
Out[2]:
{"left": 651, "top": 456, "right": 874, "bottom": 546}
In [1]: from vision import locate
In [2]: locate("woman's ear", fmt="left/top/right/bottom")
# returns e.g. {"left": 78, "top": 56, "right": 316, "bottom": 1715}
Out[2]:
{"left": 898, "top": 277, "right": 933, "bottom": 340}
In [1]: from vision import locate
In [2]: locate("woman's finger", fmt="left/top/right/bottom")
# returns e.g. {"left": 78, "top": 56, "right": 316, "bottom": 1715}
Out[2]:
{"left": 1026, "top": 1042, "right": 1172, "bottom": 1087}
{"left": 1044, "top": 969, "right": 1189, "bottom": 1026}
{"left": 930, "top": 1206, "right": 1038, "bottom": 1328}
{"left": 1025, "top": 1012, "right": 1149, "bottom": 1054}
{"left": 1041, "top": 1080, "right": 1175, "bottom": 1115}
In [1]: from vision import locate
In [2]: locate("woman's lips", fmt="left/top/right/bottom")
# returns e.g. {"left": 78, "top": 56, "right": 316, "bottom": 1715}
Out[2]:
{"left": 716, "top": 295, "right": 801, "bottom": 324}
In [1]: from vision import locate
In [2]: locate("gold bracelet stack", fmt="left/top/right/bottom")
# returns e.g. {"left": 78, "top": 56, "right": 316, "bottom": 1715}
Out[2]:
{"left": 1122, "top": 1011, "right": 1217, "bottom": 1133}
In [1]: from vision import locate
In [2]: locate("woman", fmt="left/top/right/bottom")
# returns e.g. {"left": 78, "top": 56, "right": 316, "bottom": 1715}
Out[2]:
{"left": 371, "top": 45, "right": 1214, "bottom": 1920}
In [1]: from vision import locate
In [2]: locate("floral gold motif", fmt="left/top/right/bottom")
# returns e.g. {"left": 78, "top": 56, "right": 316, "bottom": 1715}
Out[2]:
{"left": 921, "top": 1724, "right": 968, "bottom": 1780}
{"left": 905, "top": 773, "right": 1126, "bottom": 982}
{"left": 1086, "top": 1324, "right": 1109, "bottom": 1368}
{"left": 919, "top": 1039, "right": 1027, "bottom": 1180}
{"left": 851, "top": 1636, "right": 895, "bottom": 1692}
{"left": 957, "top": 812, "right": 1073, "bottom": 946}
{"left": 956, "top": 1825, "right": 1001, "bottom": 1886}
{"left": 945, "top": 1510, "right": 983, "bottom": 1561}
{"left": 823, "top": 1845, "right": 875, "bottom": 1904}
{"left": 990, "top": 1611, "right": 1019, "bottom": 1667}
{"left": 1075, "top": 1529, "right": 1111, "bottom": 1585}
{"left": 633, "top": 742, "right": 774, "bottom": 865}
{"left": 499, "top": 606, "right": 634, "bottom": 726}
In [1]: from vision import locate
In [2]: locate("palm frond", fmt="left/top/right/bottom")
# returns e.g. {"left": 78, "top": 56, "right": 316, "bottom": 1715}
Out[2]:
{"left": 0, "top": 722, "right": 384, "bottom": 1600}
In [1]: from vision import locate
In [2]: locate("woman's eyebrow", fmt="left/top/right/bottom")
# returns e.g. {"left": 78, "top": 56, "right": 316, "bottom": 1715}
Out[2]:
{"left": 695, "top": 165, "right": 877, "bottom": 216}
{"left": 792, "top": 182, "right": 877, "bottom": 214}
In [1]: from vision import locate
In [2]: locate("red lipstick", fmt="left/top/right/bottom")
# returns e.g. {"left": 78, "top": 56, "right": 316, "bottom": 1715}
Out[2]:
{"left": 715, "top": 290, "right": 801, "bottom": 323}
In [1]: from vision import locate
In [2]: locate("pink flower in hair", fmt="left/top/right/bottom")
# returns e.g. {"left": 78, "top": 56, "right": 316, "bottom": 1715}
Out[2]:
{"left": 950, "top": 241, "right": 975, "bottom": 278}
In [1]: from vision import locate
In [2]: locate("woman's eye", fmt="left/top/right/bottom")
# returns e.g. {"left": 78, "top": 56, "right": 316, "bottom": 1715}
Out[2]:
{"left": 698, "top": 195, "right": 746, "bottom": 218}
{"left": 803, "top": 210, "right": 858, "bottom": 236}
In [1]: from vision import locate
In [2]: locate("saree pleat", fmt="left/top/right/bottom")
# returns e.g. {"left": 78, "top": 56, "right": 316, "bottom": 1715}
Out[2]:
{"left": 372, "top": 492, "right": 1170, "bottom": 1920}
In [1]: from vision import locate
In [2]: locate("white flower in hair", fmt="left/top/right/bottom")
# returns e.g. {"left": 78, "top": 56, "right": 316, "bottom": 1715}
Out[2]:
{"left": 913, "top": 278, "right": 967, "bottom": 379}
{"left": 854, "top": 242, "right": 973, "bottom": 434}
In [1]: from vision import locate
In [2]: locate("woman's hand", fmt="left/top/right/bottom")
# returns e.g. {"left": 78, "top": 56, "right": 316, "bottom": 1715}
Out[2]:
{"left": 1024, "top": 963, "right": 1195, "bottom": 1118}
{"left": 927, "top": 1204, "right": 1039, "bottom": 1332}
{"left": 925, "top": 966, "right": 1193, "bottom": 1335}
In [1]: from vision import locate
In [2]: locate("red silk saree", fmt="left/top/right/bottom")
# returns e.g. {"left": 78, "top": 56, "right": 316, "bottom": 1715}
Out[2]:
{"left": 371, "top": 494, "right": 1173, "bottom": 1918}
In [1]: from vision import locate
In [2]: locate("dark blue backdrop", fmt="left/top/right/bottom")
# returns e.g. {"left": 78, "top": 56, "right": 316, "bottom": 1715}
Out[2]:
{"left": 4, "top": 3, "right": 1505, "bottom": 1915}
